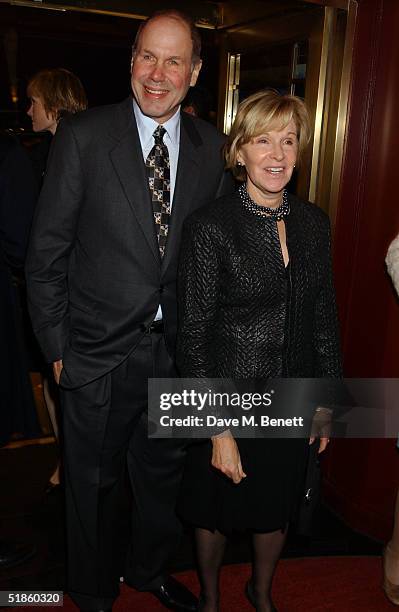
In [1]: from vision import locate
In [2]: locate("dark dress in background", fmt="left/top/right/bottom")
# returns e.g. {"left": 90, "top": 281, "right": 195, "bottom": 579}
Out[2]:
{"left": 176, "top": 191, "right": 342, "bottom": 533}
{"left": 0, "top": 134, "right": 40, "bottom": 446}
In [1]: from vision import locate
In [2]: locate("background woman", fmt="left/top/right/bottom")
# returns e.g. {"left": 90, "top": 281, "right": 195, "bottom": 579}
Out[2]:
{"left": 26, "top": 68, "right": 87, "bottom": 490}
{"left": 27, "top": 68, "right": 87, "bottom": 182}
{"left": 177, "top": 90, "right": 342, "bottom": 612}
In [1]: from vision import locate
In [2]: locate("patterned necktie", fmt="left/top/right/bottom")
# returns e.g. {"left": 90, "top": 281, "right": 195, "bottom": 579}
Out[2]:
{"left": 145, "top": 125, "right": 171, "bottom": 258}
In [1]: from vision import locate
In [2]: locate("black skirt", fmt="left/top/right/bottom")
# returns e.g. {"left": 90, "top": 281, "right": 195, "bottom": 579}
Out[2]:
{"left": 178, "top": 436, "right": 308, "bottom": 534}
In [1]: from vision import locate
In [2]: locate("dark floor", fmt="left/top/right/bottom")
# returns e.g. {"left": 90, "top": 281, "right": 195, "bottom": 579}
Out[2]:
{"left": 0, "top": 440, "right": 383, "bottom": 594}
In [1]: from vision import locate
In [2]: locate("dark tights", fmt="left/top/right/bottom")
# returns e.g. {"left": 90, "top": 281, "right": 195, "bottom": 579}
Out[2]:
{"left": 196, "top": 525, "right": 287, "bottom": 611}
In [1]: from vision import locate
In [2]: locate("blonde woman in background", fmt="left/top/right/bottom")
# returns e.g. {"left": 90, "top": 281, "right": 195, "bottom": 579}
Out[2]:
{"left": 27, "top": 68, "right": 87, "bottom": 136}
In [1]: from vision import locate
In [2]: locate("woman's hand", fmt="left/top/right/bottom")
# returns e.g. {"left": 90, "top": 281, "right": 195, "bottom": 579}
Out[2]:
{"left": 309, "top": 407, "right": 332, "bottom": 454}
{"left": 309, "top": 436, "right": 329, "bottom": 453}
{"left": 211, "top": 431, "right": 247, "bottom": 484}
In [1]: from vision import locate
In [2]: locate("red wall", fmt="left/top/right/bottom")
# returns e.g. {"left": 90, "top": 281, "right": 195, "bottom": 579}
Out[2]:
{"left": 335, "top": 0, "right": 399, "bottom": 375}
{"left": 324, "top": 0, "right": 399, "bottom": 541}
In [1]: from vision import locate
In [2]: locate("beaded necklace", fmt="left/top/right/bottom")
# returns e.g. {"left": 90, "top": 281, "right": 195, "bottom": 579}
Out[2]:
{"left": 238, "top": 183, "right": 290, "bottom": 221}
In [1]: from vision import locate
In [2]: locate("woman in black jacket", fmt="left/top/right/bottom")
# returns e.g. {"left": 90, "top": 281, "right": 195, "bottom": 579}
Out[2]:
{"left": 177, "top": 90, "right": 342, "bottom": 612}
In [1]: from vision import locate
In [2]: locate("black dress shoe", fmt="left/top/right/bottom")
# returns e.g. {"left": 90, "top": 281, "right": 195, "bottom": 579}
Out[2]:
{"left": 245, "top": 580, "right": 278, "bottom": 612}
{"left": 0, "top": 540, "right": 36, "bottom": 569}
{"left": 150, "top": 575, "right": 198, "bottom": 611}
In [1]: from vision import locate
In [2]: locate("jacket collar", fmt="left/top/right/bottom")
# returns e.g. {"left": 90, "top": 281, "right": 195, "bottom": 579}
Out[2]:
{"left": 109, "top": 98, "right": 204, "bottom": 271}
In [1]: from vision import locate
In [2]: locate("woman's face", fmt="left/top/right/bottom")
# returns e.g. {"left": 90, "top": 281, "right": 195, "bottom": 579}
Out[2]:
{"left": 237, "top": 119, "right": 298, "bottom": 207}
{"left": 27, "top": 96, "right": 57, "bottom": 134}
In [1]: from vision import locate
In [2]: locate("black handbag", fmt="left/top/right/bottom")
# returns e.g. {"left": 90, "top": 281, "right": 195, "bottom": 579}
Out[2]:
{"left": 296, "top": 441, "right": 321, "bottom": 536}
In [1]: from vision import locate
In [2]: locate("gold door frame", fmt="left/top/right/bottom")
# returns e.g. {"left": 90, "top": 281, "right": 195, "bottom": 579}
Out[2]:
{"left": 328, "top": 0, "right": 357, "bottom": 230}
{"left": 309, "top": 1, "right": 357, "bottom": 228}
{"left": 220, "top": 1, "right": 358, "bottom": 227}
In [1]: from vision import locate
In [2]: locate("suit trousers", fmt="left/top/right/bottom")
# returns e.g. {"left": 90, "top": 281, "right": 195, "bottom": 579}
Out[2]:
{"left": 61, "top": 332, "right": 186, "bottom": 610}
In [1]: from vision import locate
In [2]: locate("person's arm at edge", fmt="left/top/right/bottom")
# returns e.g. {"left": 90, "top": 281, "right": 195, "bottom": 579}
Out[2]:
{"left": 311, "top": 212, "right": 343, "bottom": 453}
{"left": 177, "top": 213, "right": 245, "bottom": 483}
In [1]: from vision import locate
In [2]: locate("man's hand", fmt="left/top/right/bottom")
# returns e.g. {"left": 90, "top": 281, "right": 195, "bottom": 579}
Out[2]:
{"left": 53, "top": 359, "right": 63, "bottom": 385}
{"left": 211, "top": 431, "right": 246, "bottom": 484}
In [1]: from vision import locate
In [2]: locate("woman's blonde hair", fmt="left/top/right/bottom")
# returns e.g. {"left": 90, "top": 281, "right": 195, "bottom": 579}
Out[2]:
{"left": 27, "top": 68, "right": 87, "bottom": 121}
{"left": 225, "top": 89, "right": 311, "bottom": 181}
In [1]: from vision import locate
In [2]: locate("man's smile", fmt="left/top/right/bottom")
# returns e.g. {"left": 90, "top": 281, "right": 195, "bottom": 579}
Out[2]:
{"left": 143, "top": 85, "right": 170, "bottom": 97}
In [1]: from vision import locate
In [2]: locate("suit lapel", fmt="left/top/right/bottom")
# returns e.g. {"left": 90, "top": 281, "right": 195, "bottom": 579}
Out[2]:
{"left": 109, "top": 98, "right": 160, "bottom": 265}
{"left": 162, "top": 112, "right": 202, "bottom": 273}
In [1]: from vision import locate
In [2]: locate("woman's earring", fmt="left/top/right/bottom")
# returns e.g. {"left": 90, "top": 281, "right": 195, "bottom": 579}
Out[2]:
{"left": 237, "top": 161, "right": 243, "bottom": 166}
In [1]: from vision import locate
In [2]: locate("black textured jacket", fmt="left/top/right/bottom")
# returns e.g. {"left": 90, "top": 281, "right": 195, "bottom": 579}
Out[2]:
{"left": 177, "top": 190, "right": 342, "bottom": 380}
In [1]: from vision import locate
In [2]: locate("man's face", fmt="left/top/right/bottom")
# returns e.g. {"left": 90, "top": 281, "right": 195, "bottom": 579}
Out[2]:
{"left": 131, "top": 16, "right": 202, "bottom": 124}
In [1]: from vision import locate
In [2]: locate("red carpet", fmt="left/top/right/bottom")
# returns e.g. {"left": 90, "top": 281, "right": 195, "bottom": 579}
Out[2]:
{"left": 6, "top": 557, "right": 394, "bottom": 611}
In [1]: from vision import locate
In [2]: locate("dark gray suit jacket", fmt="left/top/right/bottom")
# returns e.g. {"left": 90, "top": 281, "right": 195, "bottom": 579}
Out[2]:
{"left": 26, "top": 97, "right": 232, "bottom": 389}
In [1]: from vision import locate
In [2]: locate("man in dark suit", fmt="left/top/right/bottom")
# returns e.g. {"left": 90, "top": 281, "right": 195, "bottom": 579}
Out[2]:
{"left": 26, "top": 9, "right": 232, "bottom": 612}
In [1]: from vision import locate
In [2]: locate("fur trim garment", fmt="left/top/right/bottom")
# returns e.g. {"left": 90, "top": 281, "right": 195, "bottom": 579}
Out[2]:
{"left": 386, "top": 234, "right": 399, "bottom": 296}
